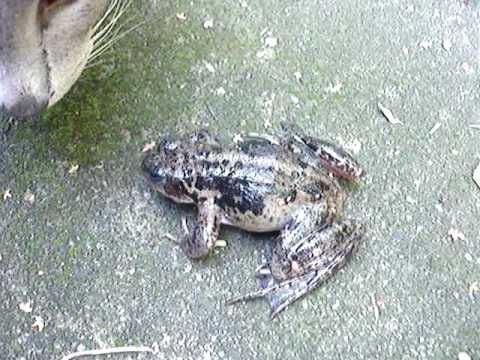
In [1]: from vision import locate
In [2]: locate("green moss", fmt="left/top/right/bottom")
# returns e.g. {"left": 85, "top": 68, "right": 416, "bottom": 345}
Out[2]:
{"left": 24, "top": 65, "right": 127, "bottom": 165}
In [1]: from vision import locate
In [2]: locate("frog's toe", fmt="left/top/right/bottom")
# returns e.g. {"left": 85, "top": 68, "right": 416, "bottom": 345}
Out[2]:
{"left": 264, "top": 272, "right": 318, "bottom": 319}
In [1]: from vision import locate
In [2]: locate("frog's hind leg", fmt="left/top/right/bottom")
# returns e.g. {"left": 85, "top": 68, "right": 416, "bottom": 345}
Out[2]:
{"left": 228, "top": 219, "right": 364, "bottom": 318}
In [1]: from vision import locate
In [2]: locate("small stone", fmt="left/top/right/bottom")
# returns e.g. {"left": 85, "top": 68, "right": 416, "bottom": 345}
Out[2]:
{"left": 294, "top": 71, "right": 302, "bottom": 81}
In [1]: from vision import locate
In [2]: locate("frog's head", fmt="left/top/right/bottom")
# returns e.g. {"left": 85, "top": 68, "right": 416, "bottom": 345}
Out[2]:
{"left": 142, "top": 136, "right": 195, "bottom": 204}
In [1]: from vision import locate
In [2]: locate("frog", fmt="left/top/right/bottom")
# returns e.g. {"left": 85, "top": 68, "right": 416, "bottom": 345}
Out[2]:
{"left": 142, "top": 126, "right": 365, "bottom": 318}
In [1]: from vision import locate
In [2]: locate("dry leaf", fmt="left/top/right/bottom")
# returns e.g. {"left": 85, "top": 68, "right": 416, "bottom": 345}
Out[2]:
{"left": 442, "top": 38, "right": 452, "bottom": 51}
{"left": 474, "top": 162, "right": 480, "bottom": 190}
{"left": 448, "top": 228, "right": 465, "bottom": 242}
{"left": 232, "top": 134, "right": 243, "bottom": 144}
{"left": 429, "top": 122, "right": 441, "bottom": 135}
{"left": 176, "top": 12, "right": 187, "bottom": 21}
{"left": 203, "top": 19, "right": 213, "bottom": 29}
{"left": 19, "top": 301, "right": 33, "bottom": 313}
{"left": 458, "top": 352, "right": 472, "bottom": 360}
{"left": 264, "top": 36, "right": 278, "bottom": 48}
{"left": 3, "top": 188, "right": 12, "bottom": 201}
{"left": 469, "top": 282, "right": 479, "bottom": 300}
{"left": 68, "top": 164, "right": 79, "bottom": 175}
{"left": 141, "top": 141, "right": 156, "bottom": 153}
{"left": 378, "top": 103, "right": 402, "bottom": 125}
{"left": 24, "top": 190, "right": 35, "bottom": 204}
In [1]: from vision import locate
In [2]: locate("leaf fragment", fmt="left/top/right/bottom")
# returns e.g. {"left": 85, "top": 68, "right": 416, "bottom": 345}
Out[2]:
{"left": 378, "top": 103, "right": 402, "bottom": 124}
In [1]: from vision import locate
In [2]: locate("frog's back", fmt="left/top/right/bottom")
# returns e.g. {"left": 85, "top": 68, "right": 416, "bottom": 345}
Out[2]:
{"left": 192, "top": 141, "right": 325, "bottom": 232}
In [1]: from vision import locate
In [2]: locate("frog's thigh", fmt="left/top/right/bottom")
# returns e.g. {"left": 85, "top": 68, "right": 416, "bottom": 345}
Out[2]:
{"left": 181, "top": 197, "right": 221, "bottom": 259}
{"left": 279, "top": 203, "right": 328, "bottom": 249}
{"left": 267, "top": 219, "right": 363, "bottom": 317}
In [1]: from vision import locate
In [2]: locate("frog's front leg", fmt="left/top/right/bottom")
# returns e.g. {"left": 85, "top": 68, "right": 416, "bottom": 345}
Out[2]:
{"left": 180, "top": 196, "right": 222, "bottom": 259}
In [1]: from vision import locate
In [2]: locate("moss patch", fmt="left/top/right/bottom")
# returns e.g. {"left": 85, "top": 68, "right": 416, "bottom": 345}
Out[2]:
{"left": 17, "top": 64, "right": 127, "bottom": 165}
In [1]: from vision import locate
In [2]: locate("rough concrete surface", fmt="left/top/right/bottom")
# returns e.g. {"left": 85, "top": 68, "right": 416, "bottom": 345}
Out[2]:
{"left": 1, "top": 0, "right": 479, "bottom": 359}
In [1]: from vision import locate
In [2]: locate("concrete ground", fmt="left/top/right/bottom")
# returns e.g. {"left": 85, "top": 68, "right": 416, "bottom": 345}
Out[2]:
{"left": 1, "top": 0, "right": 479, "bottom": 358}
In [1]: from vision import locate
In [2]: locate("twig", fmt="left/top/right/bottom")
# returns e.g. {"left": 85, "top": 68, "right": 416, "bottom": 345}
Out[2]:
{"left": 61, "top": 346, "right": 154, "bottom": 360}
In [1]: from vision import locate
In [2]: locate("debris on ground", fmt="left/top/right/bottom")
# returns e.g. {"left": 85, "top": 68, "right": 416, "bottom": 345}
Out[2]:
{"left": 378, "top": 103, "right": 402, "bottom": 125}
{"left": 31, "top": 316, "right": 45, "bottom": 332}
{"left": 3, "top": 188, "right": 12, "bottom": 201}
{"left": 203, "top": 19, "right": 214, "bottom": 29}
{"left": 448, "top": 228, "right": 465, "bottom": 242}
{"left": 232, "top": 134, "right": 243, "bottom": 144}
{"left": 68, "top": 164, "right": 79, "bottom": 175}
{"left": 24, "top": 190, "right": 35, "bottom": 205}
{"left": 19, "top": 301, "right": 33, "bottom": 313}
{"left": 429, "top": 122, "right": 441, "bottom": 135}
{"left": 61, "top": 346, "right": 154, "bottom": 360}
{"left": 264, "top": 36, "right": 278, "bottom": 48}
{"left": 442, "top": 38, "right": 452, "bottom": 51}
{"left": 176, "top": 12, "right": 187, "bottom": 21}
{"left": 473, "top": 162, "right": 480, "bottom": 189}
{"left": 141, "top": 141, "right": 156, "bottom": 153}
{"left": 458, "top": 352, "right": 471, "bottom": 360}
{"left": 469, "top": 282, "right": 479, "bottom": 300}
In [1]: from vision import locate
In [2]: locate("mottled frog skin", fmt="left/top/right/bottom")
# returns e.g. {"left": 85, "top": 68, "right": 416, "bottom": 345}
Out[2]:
{"left": 142, "top": 127, "right": 365, "bottom": 318}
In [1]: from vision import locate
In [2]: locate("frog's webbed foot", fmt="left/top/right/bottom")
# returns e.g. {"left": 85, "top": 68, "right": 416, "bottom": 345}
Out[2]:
{"left": 228, "top": 265, "right": 321, "bottom": 319}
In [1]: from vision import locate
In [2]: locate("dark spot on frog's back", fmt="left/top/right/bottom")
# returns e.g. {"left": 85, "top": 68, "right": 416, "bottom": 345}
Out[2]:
{"left": 197, "top": 176, "right": 268, "bottom": 215}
